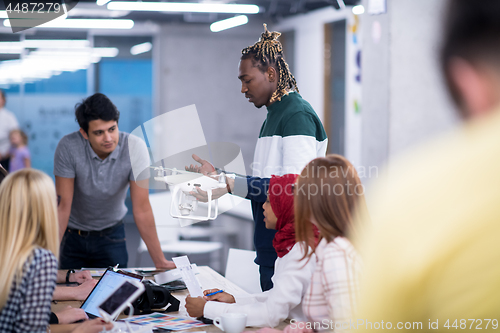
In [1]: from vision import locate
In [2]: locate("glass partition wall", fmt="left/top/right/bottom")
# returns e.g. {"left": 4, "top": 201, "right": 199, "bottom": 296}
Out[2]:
{"left": 0, "top": 32, "right": 153, "bottom": 177}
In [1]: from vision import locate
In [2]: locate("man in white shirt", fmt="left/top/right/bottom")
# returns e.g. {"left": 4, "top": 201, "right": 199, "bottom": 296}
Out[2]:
{"left": 0, "top": 90, "right": 19, "bottom": 171}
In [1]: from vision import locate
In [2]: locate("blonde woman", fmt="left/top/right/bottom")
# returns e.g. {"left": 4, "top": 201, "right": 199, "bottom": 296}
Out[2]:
{"left": 0, "top": 169, "right": 59, "bottom": 332}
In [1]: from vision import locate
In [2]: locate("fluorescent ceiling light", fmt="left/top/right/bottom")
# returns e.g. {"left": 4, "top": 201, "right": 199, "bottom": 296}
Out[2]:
{"left": 0, "top": 11, "right": 7, "bottom": 18}
{"left": 0, "top": 43, "right": 23, "bottom": 54}
{"left": 30, "top": 47, "right": 118, "bottom": 57}
{"left": 68, "top": 8, "right": 130, "bottom": 18}
{"left": 0, "top": 45, "right": 107, "bottom": 84}
{"left": 97, "top": 0, "right": 112, "bottom": 6}
{"left": 29, "top": 52, "right": 97, "bottom": 59}
{"left": 210, "top": 15, "right": 248, "bottom": 32}
{"left": 0, "top": 41, "right": 118, "bottom": 57}
{"left": 0, "top": 49, "right": 22, "bottom": 54}
{"left": 107, "top": 1, "right": 259, "bottom": 14}
{"left": 24, "top": 39, "right": 90, "bottom": 48}
{"left": 0, "top": 41, "right": 85, "bottom": 54}
{"left": 90, "top": 56, "right": 101, "bottom": 63}
{"left": 0, "top": 57, "right": 92, "bottom": 84}
{"left": 130, "top": 42, "right": 152, "bottom": 55}
{"left": 92, "top": 47, "right": 119, "bottom": 57}
{"left": 352, "top": 5, "right": 365, "bottom": 15}
{"left": 4, "top": 18, "right": 134, "bottom": 29}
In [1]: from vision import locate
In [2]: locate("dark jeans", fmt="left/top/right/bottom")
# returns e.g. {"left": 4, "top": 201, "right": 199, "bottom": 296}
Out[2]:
{"left": 259, "top": 265, "right": 275, "bottom": 291}
{"left": 59, "top": 222, "right": 128, "bottom": 270}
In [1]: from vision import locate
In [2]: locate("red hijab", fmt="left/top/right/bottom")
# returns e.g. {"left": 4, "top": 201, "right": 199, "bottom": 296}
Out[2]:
{"left": 269, "top": 174, "right": 298, "bottom": 258}
{"left": 270, "top": 174, "right": 320, "bottom": 257}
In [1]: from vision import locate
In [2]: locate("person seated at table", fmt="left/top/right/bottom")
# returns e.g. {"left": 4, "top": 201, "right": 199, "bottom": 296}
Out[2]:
{"left": 0, "top": 169, "right": 60, "bottom": 332}
{"left": 0, "top": 169, "right": 111, "bottom": 333}
{"left": 50, "top": 269, "right": 96, "bottom": 325}
{"left": 1, "top": 167, "right": 96, "bottom": 300}
{"left": 53, "top": 269, "right": 97, "bottom": 302}
{"left": 50, "top": 270, "right": 98, "bottom": 325}
{"left": 185, "top": 174, "right": 319, "bottom": 327}
{"left": 0, "top": 166, "right": 94, "bottom": 326}
{"left": 252, "top": 155, "right": 366, "bottom": 333}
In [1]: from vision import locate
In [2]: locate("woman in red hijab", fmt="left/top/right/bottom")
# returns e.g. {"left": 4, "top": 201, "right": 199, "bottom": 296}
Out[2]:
{"left": 186, "top": 174, "right": 319, "bottom": 328}
{"left": 252, "top": 155, "right": 367, "bottom": 333}
{"left": 266, "top": 174, "right": 319, "bottom": 259}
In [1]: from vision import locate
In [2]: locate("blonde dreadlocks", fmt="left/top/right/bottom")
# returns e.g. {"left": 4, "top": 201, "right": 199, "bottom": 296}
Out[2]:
{"left": 241, "top": 24, "right": 299, "bottom": 104}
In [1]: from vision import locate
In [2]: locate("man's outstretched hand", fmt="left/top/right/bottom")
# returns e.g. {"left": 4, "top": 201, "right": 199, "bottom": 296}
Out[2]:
{"left": 190, "top": 185, "right": 228, "bottom": 202}
{"left": 186, "top": 154, "right": 235, "bottom": 202}
{"left": 186, "top": 154, "right": 216, "bottom": 175}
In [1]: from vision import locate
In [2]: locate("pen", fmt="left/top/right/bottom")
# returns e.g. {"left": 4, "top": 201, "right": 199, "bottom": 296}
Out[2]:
{"left": 206, "top": 290, "right": 223, "bottom": 297}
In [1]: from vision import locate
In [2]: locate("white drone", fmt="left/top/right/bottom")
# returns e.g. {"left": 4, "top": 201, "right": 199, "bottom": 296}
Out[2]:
{"left": 151, "top": 166, "right": 234, "bottom": 221}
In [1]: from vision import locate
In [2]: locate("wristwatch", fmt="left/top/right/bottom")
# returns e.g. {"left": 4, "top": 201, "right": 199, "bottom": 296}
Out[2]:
{"left": 66, "top": 269, "right": 75, "bottom": 284}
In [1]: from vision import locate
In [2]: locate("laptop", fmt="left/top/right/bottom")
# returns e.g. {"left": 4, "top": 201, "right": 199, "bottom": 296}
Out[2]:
{"left": 80, "top": 268, "right": 144, "bottom": 319}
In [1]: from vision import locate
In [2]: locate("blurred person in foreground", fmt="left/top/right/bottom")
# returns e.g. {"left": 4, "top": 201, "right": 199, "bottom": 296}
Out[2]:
{"left": 356, "top": 0, "right": 500, "bottom": 331}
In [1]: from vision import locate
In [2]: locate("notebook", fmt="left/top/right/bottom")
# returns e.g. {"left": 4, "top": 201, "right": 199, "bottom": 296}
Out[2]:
{"left": 80, "top": 268, "right": 144, "bottom": 319}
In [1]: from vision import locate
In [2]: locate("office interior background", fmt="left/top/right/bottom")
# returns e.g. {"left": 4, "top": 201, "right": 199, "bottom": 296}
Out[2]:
{"left": 0, "top": 0, "right": 459, "bottom": 270}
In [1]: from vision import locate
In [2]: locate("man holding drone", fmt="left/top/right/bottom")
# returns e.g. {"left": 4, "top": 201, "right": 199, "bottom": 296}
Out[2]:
{"left": 54, "top": 93, "right": 175, "bottom": 270}
{"left": 188, "top": 25, "right": 327, "bottom": 291}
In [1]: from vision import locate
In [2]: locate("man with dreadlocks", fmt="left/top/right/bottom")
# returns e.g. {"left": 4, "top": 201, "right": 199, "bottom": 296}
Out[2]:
{"left": 189, "top": 25, "right": 327, "bottom": 291}
{"left": 239, "top": 24, "right": 327, "bottom": 175}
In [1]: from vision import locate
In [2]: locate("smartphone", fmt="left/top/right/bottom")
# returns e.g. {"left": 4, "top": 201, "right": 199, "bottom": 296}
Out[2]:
{"left": 136, "top": 269, "right": 169, "bottom": 276}
{"left": 162, "top": 279, "right": 187, "bottom": 291}
{"left": 98, "top": 279, "right": 145, "bottom": 322}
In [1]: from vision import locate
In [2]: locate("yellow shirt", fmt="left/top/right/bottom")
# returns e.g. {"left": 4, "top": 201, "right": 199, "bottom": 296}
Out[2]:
{"left": 356, "top": 108, "right": 500, "bottom": 332}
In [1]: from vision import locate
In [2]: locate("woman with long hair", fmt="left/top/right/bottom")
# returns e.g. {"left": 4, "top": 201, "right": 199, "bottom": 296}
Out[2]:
{"left": 0, "top": 169, "right": 59, "bottom": 332}
{"left": 186, "top": 174, "right": 319, "bottom": 327}
{"left": 255, "top": 155, "right": 367, "bottom": 333}
{"left": 293, "top": 155, "right": 366, "bottom": 331}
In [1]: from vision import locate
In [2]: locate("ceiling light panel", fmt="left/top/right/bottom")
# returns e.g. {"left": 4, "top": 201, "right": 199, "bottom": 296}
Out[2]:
{"left": 107, "top": 1, "right": 259, "bottom": 14}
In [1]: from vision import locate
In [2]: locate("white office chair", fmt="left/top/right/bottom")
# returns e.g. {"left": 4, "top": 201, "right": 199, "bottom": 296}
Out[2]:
{"left": 135, "top": 191, "right": 223, "bottom": 269}
{"left": 225, "top": 248, "right": 262, "bottom": 294}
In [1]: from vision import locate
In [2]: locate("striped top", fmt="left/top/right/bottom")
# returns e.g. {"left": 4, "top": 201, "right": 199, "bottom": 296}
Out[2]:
{"left": 243, "top": 91, "right": 327, "bottom": 267}
{"left": 303, "top": 237, "right": 362, "bottom": 331}
{"left": 252, "top": 91, "right": 328, "bottom": 178}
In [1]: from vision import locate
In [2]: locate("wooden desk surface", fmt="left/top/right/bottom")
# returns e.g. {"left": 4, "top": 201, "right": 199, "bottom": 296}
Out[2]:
{"left": 53, "top": 266, "right": 288, "bottom": 332}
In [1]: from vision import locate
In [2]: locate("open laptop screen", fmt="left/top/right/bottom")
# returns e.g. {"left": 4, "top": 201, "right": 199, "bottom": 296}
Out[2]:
{"left": 80, "top": 269, "right": 143, "bottom": 318}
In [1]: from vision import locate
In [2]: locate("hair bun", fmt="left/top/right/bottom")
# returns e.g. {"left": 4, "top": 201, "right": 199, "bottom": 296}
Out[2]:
{"left": 260, "top": 23, "right": 281, "bottom": 42}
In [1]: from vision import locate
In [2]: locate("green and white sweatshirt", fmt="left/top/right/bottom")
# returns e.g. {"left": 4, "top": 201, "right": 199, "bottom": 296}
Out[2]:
{"left": 251, "top": 91, "right": 328, "bottom": 178}
{"left": 231, "top": 92, "right": 328, "bottom": 268}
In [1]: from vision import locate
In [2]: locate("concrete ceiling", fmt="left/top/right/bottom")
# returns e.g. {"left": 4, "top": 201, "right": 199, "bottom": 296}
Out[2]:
{"left": 65, "top": 0, "right": 359, "bottom": 24}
